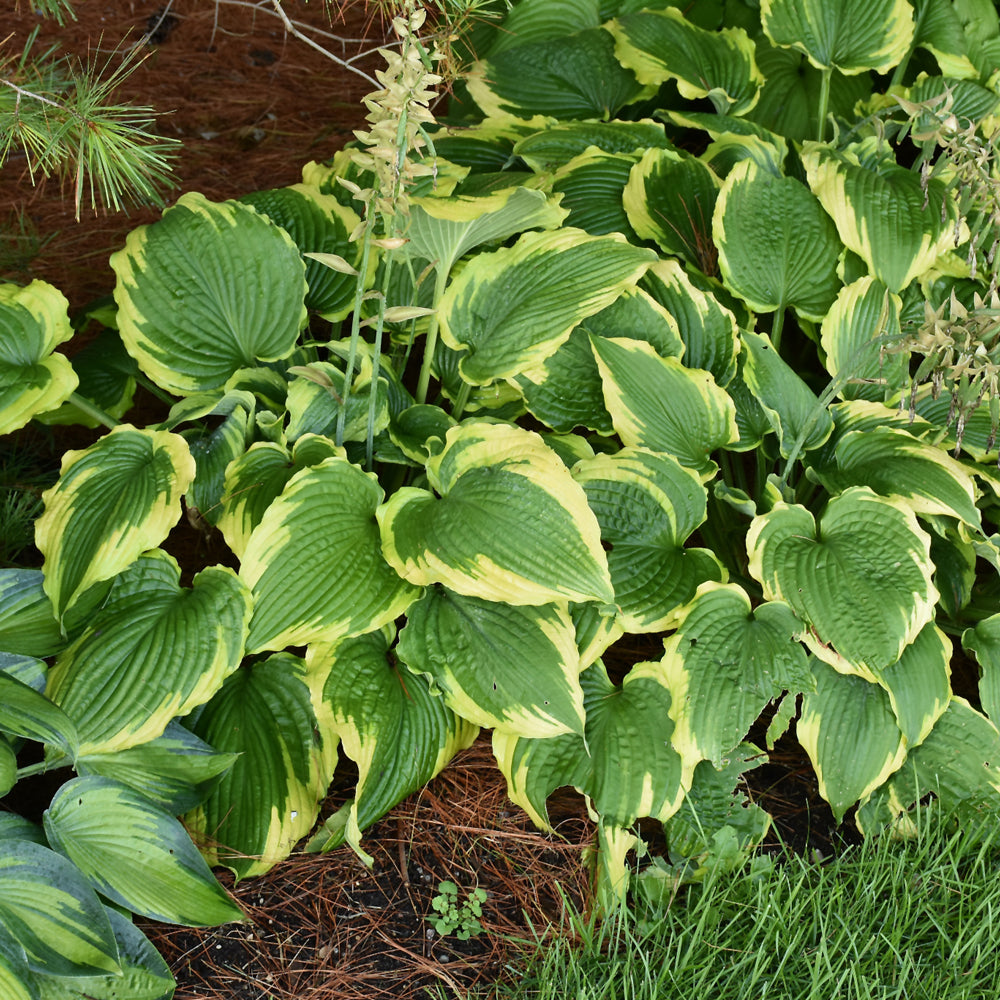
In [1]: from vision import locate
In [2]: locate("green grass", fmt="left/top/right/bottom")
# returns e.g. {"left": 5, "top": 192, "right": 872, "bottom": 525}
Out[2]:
{"left": 479, "top": 809, "right": 1000, "bottom": 1000}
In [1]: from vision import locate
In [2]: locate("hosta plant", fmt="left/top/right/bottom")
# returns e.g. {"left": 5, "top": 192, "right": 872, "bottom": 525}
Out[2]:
{"left": 6, "top": 7, "right": 1000, "bottom": 995}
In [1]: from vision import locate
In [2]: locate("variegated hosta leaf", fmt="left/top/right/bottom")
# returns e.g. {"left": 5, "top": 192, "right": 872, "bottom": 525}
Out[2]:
{"left": 517, "top": 288, "right": 683, "bottom": 435}
{"left": 962, "top": 615, "right": 1000, "bottom": 723}
{"left": 437, "top": 227, "right": 656, "bottom": 386}
{"left": 761, "top": 0, "right": 914, "bottom": 73}
{"left": 46, "top": 551, "right": 251, "bottom": 757}
{"left": 285, "top": 360, "right": 388, "bottom": 444}
{"left": 35, "top": 426, "right": 196, "bottom": 623}
{"left": 493, "top": 658, "right": 692, "bottom": 832}
{"left": 237, "top": 183, "right": 365, "bottom": 320}
{"left": 856, "top": 698, "right": 1000, "bottom": 835}
{"left": 0, "top": 280, "right": 78, "bottom": 434}
{"left": 44, "top": 776, "right": 244, "bottom": 925}
{"left": 608, "top": 8, "right": 763, "bottom": 115}
{"left": 820, "top": 276, "right": 907, "bottom": 403}
{"left": 802, "top": 138, "right": 963, "bottom": 293}
{"left": 111, "top": 192, "right": 307, "bottom": 395}
{"left": 641, "top": 259, "right": 739, "bottom": 387}
{"left": 714, "top": 159, "right": 842, "bottom": 320}
{"left": 741, "top": 330, "right": 834, "bottom": 457}
{"left": 549, "top": 148, "right": 640, "bottom": 239}
{"left": 798, "top": 658, "right": 906, "bottom": 821}
{"left": 0, "top": 672, "right": 77, "bottom": 759}
{"left": 0, "top": 932, "right": 33, "bottom": 1000}
{"left": 378, "top": 422, "right": 614, "bottom": 607}
{"left": 573, "top": 448, "right": 724, "bottom": 633}
{"left": 0, "top": 840, "right": 120, "bottom": 978}
{"left": 398, "top": 587, "right": 585, "bottom": 737}
{"left": 807, "top": 427, "right": 982, "bottom": 531}
{"left": 572, "top": 601, "right": 623, "bottom": 671}
{"left": 747, "top": 489, "right": 939, "bottom": 671}
{"left": 660, "top": 583, "right": 812, "bottom": 768}
{"left": 623, "top": 149, "right": 720, "bottom": 270}
{"left": 185, "top": 654, "right": 338, "bottom": 880}
{"left": 590, "top": 335, "right": 738, "bottom": 480}
{"left": 464, "top": 27, "right": 644, "bottom": 121}
{"left": 514, "top": 119, "right": 675, "bottom": 173}
{"left": 241, "top": 457, "right": 419, "bottom": 653}
{"left": 305, "top": 627, "right": 478, "bottom": 859}
{"left": 0, "top": 570, "right": 65, "bottom": 658}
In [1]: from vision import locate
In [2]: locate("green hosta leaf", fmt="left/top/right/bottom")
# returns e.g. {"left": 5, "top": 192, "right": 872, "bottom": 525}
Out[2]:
{"left": 747, "top": 489, "right": 938, "bottom": 671}
{"left": 550, "top": 149, "right": 641, "bottom": 239}
{"left": 0, "top": 934, "right": 33, "bottom": 1000}
{"left": 438, "top": 227, "right": 656, "bottom": 386}
{"left": 608, "top": 8, "right": 763, "bottom": 115}
{"left": 623, "top": 149, "right": 720, "bottom": 271}
{"left": 514, "top": 119, "right": 673, "bottom": 173}
{"left": 740, "top": 331, "right": 834, "bottom": 457}
{"left": 305, "top": 627, "right": 478, "bottom": 858}
{"left": 378, "top": 421, "right": 614, "bottom": 607}
{"left": 398, "top": 587, "right": 585, "bottom": 737}
{"left": 962, "top": 615, "right": 1000, "bottom": 723}
{"left": 911, "top": 2, "right": 978, "bottom": 77}
{"left": 241, "top": 457, "right": 419, "bottom": 653}
{"left": 285, "top": 360, "right": 388, "bottom": 444}
{"left": 802, "top": 138, "right": 962, "bottom": 293}
{"left": 798, "top": 659, "right": 906, "bottom": 822}
{"left": 0, "top": 281, "right": 78, "bottom": 435}
{"left": 856, "top": 698, "right": 1000, "bottom": 834}
{"left": 820, "top": 277, "right": 907, "bottom": 402}
{"left": 238, "top": 183, "right": 364, "bottom": 320}
{"left": 185, "top": 654, "right": 337, "bottom": 880}
{"left": 0, "top": 741, "right": 15, "bottom": 798}
{"left": 111, "top": 192, "right": 307, "bottom": 395}
{"left": 807, "top": 427, "right": 982, "bottom": 530}
{"left": 487, "top": 0, "right": 601, "bottom": 53}
{"left": 761, "top": 0, "right": 914, "bottom": 73}
{"left": 714, "top": 159, "right": 842, "bottom": 320}
{"left": 0, "top": 571, "right": 64, "bottom": 658}
{"left": 573, "top": 448, "right": 724, "bottom": 632}
{"left": 641, "top": 260, "right": 739, "bottom": 387}
{"left": 35, "top": 426, "right": 195, "bottom": 623}
{"left": 660, "top": 584, "right": 812, "bottom": 768}
{"left": 76, "top": 722, "right": 238, "bottom": 815}
{"left": 44, "top": 776, "right": 243, "bottom": 925}
{"left": 0, "top": 673, "right": 76, "bottom": 758}
{"left": 0, "top": 840, "right": 119, "bottom": 978}
{"left": 493, "top": 658, "right": 691, "bottom": 831}
{"left": 46, "top": 552, "right": 250, "bottom": 756}
{"left": 591, "top": 335, "right": 738, "bottom": 479}
{"left": 465, "top": 27, "right": 643, "bottom": 121}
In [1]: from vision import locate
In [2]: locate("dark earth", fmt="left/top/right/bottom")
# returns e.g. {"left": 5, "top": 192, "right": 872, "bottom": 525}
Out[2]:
{"left": 0, "top": 4, "right": 916, "bottom": 997}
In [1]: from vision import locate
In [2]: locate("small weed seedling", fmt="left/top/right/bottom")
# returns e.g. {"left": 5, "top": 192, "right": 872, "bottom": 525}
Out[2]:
{"left": 429, "top": 881, "right": 487, "bottom": 941}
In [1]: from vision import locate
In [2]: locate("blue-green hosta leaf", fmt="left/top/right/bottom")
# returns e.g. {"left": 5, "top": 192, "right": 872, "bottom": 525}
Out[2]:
{"left": 518, "top": 289, "right": 683, "bottom": 435}
{"left": 241, "top": 457, "right": 419, "bottom": 653}
{"left": 573, "top": 448, "right": 724, "bottom": 632}
{"left": 807, "top": 427, "right": 982, "bottom": 530}
{"left": 856, "top": 698, "right": 1000, "bottom": 835}
{"left": 378, "top": 422, "right": 614, "bottom": 607}
{"left": 44, "top": 776, "right": 243, "bottom": 925}
{"left": 465, "top": 27, "right": 644, "bottom": 121}
{"left": 398, "top": 587, "right": 584, "bottom": 738}
{"left": 608, "top": 8, "right": 763, "bottom": 115}
{"left": 305, "top": 627, "right": 478, "bottom": 859}
{"left": 761, "top": 0, "right": 914, "bottom": 74}
{"left": 0, "top": 933, "right": 33, "bottom": 1000}
{"left": 46, "top": 552, "right": 250, "bottom": 756}
{"left": 0, "top": 673, "right": 76, "bottom": 758}
{"left": 0, "top": 281, "right": 77, "bottom": 434}
{"left": 513, "top": 119, "right": 673, "bottom": 173}
{"left": 35, "top": 426, "right": 195, "bottom": 623}
{"left": 238, "top": 183, "right": 364, "bottom": 321}
{"left": 726, "top": 353, "right": 774, "bottom": 452}
{"left": 802, "top": 138, "right": 963, "bottom": 293}
{"left": 0, "top": 840, "right": 119, "bottom": 978}
{"left": 438, "top": 227, "right": 656, "bottom": 386}
{"left": 798, "top": 659, "right": 906, "bottom": 822}
{"left": 0, "top": 571, "right": 64, "bottom": 658}
{"left": 660, "top": 584, "right": 812, "bottom": 768}
{"left": 747, "top": 489, "right": 938, "bottom": 671}
{"left": 714, "top": 159, "right": 842, "bottom": 320}
{"left": 76, "top": 722, "right": 238, "bottom": 815}
{"left": 549, "top": 149, "right": 641, "bottom": 239}
{"left": 641, "top": 260, "right": 739, "bottom": 387}
{"left": 741, "top": 331, "right": 834, "bottom": 458}
{"left": 185, "top": 654, "right": 337, "bottom": 880}
{"left": 111, "top": 192, "right": 307, "bottom": 395}
{"left": 623, "top": 149, "right": 720, "bottom": 271}
{"left": 820, "top": 277, "right": 907, "bottom": 403}
{"left": 591, "top": 335, "right": 738, "bottom": 480}
{"left": 962, "top": 615, "right": 1000, "bottom": 723}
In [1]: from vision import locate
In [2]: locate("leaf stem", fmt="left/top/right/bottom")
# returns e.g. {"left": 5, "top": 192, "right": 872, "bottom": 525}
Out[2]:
{"left": 67, "top": 391, "right": 119, "bottom": 430}
{"left": 415, "top": 265, "right": 451, "bottom": 405}
{"left": 816, "top": 67, "right": 832, "bottom": 143}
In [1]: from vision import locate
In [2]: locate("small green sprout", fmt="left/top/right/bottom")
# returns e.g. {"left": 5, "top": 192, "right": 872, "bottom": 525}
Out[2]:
{"left": 428, "top": 880, "right": 487, "bottom": 941}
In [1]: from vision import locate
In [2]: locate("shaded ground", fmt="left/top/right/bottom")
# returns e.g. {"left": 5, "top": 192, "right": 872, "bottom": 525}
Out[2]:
{"left": 2, "top": 5, "right": 857, "bottom": 998}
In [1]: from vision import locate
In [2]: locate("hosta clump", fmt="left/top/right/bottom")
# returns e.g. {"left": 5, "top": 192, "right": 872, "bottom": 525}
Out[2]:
{"left": 7, "top": 9, "right": 1000, "bottom": 992}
